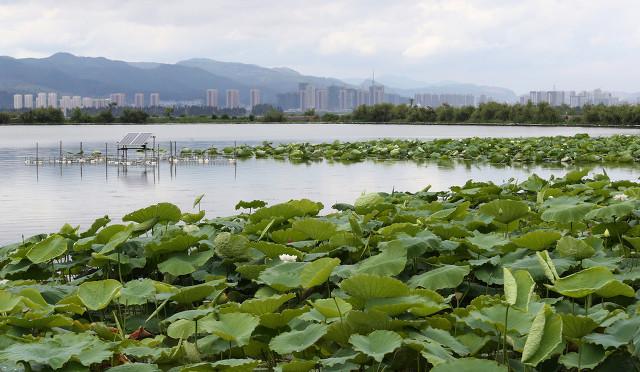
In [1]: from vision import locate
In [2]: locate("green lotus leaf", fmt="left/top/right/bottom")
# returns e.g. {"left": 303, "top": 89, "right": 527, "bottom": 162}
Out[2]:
{"left": 556, "top": 236, "right": 595, "bottom": 259}
{"left": 235, "top": 199, "right": 267, "bottom": 210}
{"left": 312, "top": 297, "right": 352, "bottom": 319}
{"left": 260, "top": 307, "right": 310, "bottom": 329}
{"left": 348, "top": 330, "right": 402, "bottom": 362}
{"left": 561, "top": 314, "right": 599, "bottom": 340}
{"left": 545, "top": 266, "right": 634, "bottom": 298}
{"left": 503, "top": 268, "right": 535, "bottom": 311}
{"left": 536, "top": 250, "right": 560, "bottom": 282}
{"left": 200, "top": 312, "right": 259, "bottom": 346}
{"left": 365, "top": 294, "right": 447, "bottom": 317}
{"left": 521, "top": 305, "right": 563, "bottom": 366}
{"left": 479, "top": 199, "right": 530, "bottom": 224}
{"left": 249, "top": 199, "right": 322, "bottom": 223}
{"left": 170, "top": 282, "right": 220, "bottom": 304}
{"left": 193, "top": 194, "right": 205, "bottom": 209}
{"left": 292, "top": 218, "right": 338, "bottom": 241}
{"left": 512, "top": 230, "right": 562, "bottom": 251}
{"left": 26, "top": 234, "right": 68, "bottom": 264}
{"left": 80, "top": 215, "right": 110, "bottom": 238}
{"left": 0, "top": 289, "right": 22, "bottom": 313}
{"left": 181, "top": 210, "right": 206, "bottom": 224}
{"left": 158, "top": 249, "right": 214, "bottom": 276}
{"left": 258, "top": 262, "right": 306, "bottom": 291}
{"left": 77, "top": 279, "right": 122, "bottom": 311}
{"left": 541, "top": 202, "right": 595, "bottom": 224}
{"left": 275, "top": 359, "right": 317, "bottom": 372}
{"left": 269, "top": 323, "right": 328, "bottom": 355}
{"left": 300, "top": 257, "right": 340, "bottom": 289}
{"left": 585, "top": 201, "right": 637, "bottom": 220}
{"left": 5, "top": 313, "right": 74, "bottom": 329}
{"left": 213, "top": 232, "right": 250, "bottom": 260}
{"left": 408, "top": 265, "right": 470, "bottom": 291}
{"left": 239, "top": 293, "right": 296, "bottom": 316}
{"left": 466, "top": 231, "right": 510, "bottom": 252}
{"left": 0, "top": 333, "right": 113, "bottom": 370}
{"left": 354, "top": 193, "right": 385, "bottom": 214}
{"left": 341, "top": 274, "right": 410, "bottom": 299}
{"left": 145, "top": 233, "right": 202, "bottom": 256}
{"left": 249, "top": 241, "right": 303, "bottom": 259}
{"left": 118, "top": 278, "right": 157, "bottom": 305}
{"left": 355, "top": 244, "right": 406, "bottom": 276}
{"left": 99, "top": 225, "right": 133, "bottom": 255}
{"left": 431, "top": 357, "right": 507, "bottom": 372}
{"left": 123, "top": 202, "right": 181, "bottom": 224}
{"left": 167, "top": 318, "right": 196, "bottom": 339}
{"left": 421, "top": 327, "right": 470, "bottom": 356}
{"left": 559, "top": 343, "right": 608, "bottom": 370}
{"left": 583, "top": 316, "right": 640, "bottom": 349}
{"left": 211, "top": 358, "right": 261, "bottom": 371}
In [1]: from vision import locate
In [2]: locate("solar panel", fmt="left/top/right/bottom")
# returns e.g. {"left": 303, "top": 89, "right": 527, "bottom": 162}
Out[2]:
{"left": 131, "top": 133, "right": 152, "bottom": 146}
{"left": 119, "top": 133, "right": 139, "bottom": 146}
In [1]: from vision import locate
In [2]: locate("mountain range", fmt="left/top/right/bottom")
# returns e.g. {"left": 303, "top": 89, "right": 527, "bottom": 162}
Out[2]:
{"left": 0, "top": 52, "right": 518, "bottom": 108}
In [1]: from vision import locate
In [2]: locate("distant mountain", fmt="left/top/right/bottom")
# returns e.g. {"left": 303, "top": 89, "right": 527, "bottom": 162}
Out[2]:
{"left": 0, "top": 52, "right": 520, "bottom": 108}
{"left": 0, "top": 53, "right": 247, "bottom": 105}
{"left": 177, "top": 58, "right": 347, "bottom": 101}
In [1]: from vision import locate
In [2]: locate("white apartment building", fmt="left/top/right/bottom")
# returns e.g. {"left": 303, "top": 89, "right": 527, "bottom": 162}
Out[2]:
{"left": 47, "top": 92, "right": 58, "bottom": 108}
{"left": 13, "top": 94, "right": 22, "bottom": 110}
{"left": 82, "top": 97, "right": 93, "bottom": 108}
{"left": 36, "top": 93, "right": 47, "bottom": 108}
{"left": 226, "top": 89, "right": 240, "bottom": 108}
{"left": 206, "top": 89, "right": 219, "bottom": 107}
{"left": 315, "top": 88, "right": 328, "bottom": 111}
{"left": 60, "top": 96, "right": 73, "bottom": 111}
{"left": 369, "top": 84, "right": 385, "bottom": 105}
{"left": 134, "top": 93, "right": 145, "bottom": 108}
{"left": 23, "top": 94, "right": 33, "bottom": 109}
{"left": 149, "top": 93, "right": 160, "bottom": 107}
{"left": 249, "top": 89, "right": 261, "bottom": 108}
{"left": 298, "top": 83, "right": 316, "bottom": 111}
{"left": 72, "top": 96, "right": 82, "bottom": 108}
{"left": 110, "top": 93, "right": 126, "bottom": 107}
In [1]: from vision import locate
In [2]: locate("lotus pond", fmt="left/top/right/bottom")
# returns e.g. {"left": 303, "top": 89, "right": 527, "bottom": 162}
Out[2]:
{"left": 201, "top": 134, "right": 640, "bottom": 164}
{"left": 2, "top": 170, "right": 640, "bottom": 371}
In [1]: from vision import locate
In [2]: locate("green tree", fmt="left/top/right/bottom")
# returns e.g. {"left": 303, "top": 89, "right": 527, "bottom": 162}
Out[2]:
{"left": 0, "top": 112, "right": 11, "bottom": 124}
{"left": 120, "top": 109, "right": 149, "bottom": 124}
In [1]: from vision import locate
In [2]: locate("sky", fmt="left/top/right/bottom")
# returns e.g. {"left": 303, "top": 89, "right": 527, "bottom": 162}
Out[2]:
{"left": 1, "top": 0, "right": 639, "bottom": 94}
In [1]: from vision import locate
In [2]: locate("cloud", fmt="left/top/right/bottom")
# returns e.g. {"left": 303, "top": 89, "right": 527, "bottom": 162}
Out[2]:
{"left": 0, "top": 0, "right": 639, "bottom": 92}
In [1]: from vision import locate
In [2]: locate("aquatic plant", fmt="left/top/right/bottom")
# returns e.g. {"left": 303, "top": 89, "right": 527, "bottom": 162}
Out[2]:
{"left": 2, "top": 171, "right": 640, "bottom": 370}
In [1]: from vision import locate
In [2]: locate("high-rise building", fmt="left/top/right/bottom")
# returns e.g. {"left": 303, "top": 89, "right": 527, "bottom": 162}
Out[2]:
{"left": 82, "top": 97, "right": 93, "bottom": 108}
{"left": 226, "top": 89, "right": 240, "bottom": 108}
{"left": 315, "top": 88, "right": 328, "bottom": 111}
{"left": 72, "top": 96, "right": 82, "bottom": 108}
{"left": 110, "top": 93, "right": 126, "bottom": 107}
{"left": 339, "top": 88, "right": 357, "bottom": 111}
{"left": 36, "top": 93, "right": 47, "bottom": 108}
{"left": 547, "top": 91, "right": 565, "bottom": 107}
{"left": 149, "top": 93, "right": 160, "bottom": 107}
{"left": 23, "top": 94, "right": 33, "bottom": 109}
{"left": 13, "top": 94, "right": 23, "bottom": 110}
{"left": 328, "top": 86, "right": 342, "bottom": 111}
{"left": 134, "top": 93, "right": 145, "bottom": 108}
{"left": 298, "top": 83, "right": 316, "bottom": 111}
{"left": 369, "top": 84, "right": 384, "bottom": 105}
{"left": 60, "top": 96, "right": 73, "bottom": 111}
{"left": 249, "top": 89, "right": 261, "bottom": 108}
{"left": 206, "top": 89, "right": 219, "bottom": 108}
{"left": 356, "top": 90, "right": 370, "bottom": 107}
{"left": 47, "top": 92, "right": 58, "bottom": 108}
{"left": 94, "top": 99, "right": 109, "bottom": 109}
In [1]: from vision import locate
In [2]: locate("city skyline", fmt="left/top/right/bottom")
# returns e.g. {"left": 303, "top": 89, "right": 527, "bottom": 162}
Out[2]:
{"left": 1, "top": 1, "right": 640, "bottom": 93}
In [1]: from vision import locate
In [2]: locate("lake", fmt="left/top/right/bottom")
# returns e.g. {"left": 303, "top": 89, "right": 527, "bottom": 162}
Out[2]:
{"left": 2, "top": 123, "right": 640, "bottom": 244}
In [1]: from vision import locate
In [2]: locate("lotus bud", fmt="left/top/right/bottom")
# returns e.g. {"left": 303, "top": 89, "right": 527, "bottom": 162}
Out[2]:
{"left": 604, "top": 229, "right": 610, "bottom": 238}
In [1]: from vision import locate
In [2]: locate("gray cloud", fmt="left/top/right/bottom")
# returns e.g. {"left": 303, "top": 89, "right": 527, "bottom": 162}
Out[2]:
{"left": 0, "top": 0, "right": 639, "bottom": 93}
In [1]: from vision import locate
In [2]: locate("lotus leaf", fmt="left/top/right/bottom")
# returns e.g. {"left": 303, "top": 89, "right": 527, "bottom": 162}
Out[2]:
{"left": 349, "top": 330, "right": 402, "bottom": 362}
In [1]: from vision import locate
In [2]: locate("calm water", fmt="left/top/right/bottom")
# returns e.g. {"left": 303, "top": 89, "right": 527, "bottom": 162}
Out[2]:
{"left": 1, "top": 124, "right": 640, "bottom": 244}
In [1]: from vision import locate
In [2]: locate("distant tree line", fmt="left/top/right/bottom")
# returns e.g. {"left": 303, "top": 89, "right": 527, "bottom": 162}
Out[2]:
{"left": 343, "top": 102, "right": 640, "bottom": 125}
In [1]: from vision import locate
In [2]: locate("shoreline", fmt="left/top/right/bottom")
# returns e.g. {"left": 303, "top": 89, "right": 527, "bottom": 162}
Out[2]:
{"left": 2, "top": 121, "right": 640, "bottom": 129}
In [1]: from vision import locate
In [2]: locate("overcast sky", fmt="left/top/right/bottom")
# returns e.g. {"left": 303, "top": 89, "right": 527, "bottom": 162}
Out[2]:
{"left": 1, "top": 0, "right": 639, "bottom": 93}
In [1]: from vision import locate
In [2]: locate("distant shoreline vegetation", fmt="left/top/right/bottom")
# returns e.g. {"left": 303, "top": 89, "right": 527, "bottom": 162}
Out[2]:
{"left": 3, "top": 102, "right": 640, "bottom": 126}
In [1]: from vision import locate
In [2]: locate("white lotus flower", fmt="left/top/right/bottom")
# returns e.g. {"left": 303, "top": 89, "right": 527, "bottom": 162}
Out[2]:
{"left": 279, "top": 254, "right": 298, "bottom": 262}
{"left": 613, "top": 194, "right": 628, "bottom": 201}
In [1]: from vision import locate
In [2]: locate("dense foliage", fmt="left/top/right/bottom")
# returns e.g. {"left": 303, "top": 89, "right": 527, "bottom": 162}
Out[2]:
{"left": 18, "top": 108, "right": 65, "bottom": 124}
{"left": 348, "top": 102, "right": 640, "bottom": 125}
{"left": 2, "top": 171, "right": 640, "bottom": 370}
{"left": 201, "top": 134, "right": 640, "bottom": 165}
